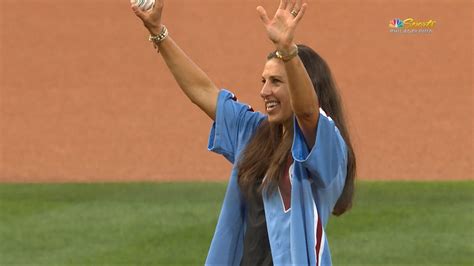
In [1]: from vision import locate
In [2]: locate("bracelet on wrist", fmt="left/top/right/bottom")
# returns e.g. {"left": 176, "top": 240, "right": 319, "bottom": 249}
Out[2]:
{"left": 148, "top": 25, "right": 168, "bottom": 53}
{"left": 275, "top": 44, "right": 299, "bottom": 62}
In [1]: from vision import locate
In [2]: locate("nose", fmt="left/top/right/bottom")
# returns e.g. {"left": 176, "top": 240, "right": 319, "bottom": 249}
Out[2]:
{"left": 260, "top": 82, "right": 272, "bottom": 99}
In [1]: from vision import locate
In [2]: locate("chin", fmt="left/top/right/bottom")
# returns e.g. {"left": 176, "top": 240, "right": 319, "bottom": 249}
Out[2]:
{"left": 267, "top": 115, "right": 283, "bottom": 125}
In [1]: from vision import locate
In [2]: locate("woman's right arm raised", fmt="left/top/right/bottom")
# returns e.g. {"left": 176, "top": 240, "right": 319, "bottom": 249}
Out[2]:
{"left": 132, "top": 0, "right": 219, "bottom": 120}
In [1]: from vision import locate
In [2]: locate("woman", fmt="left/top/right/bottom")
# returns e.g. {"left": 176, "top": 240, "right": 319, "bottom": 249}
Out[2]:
{"left": 132, "top": 0, "right": 356, "bottom": 265}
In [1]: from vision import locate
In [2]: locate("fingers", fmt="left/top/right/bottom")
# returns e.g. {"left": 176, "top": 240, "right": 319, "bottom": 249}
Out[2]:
{"left": 256, "top": 6, "right": 270, "bottom": 25}
{"left": 131, "top": 4, "right": 146, "bottom": 20}
{"left": 278, "top": 0, "right": 289, "bottom": 10}
{"left": 153, "top": 0, "right": 163, "bottom": 12}
{"left": 292, "top": 0, "right": 301, "bottom": 12}
{"left": 287, "top": 0, "right": 296, "bottom": 12}
{"left": 293, "top": 2, "right": 307, "bottom": 24}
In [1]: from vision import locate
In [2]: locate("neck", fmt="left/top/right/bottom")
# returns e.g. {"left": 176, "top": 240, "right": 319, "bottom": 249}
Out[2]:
{"left": 282, "top": 118, "right": 292, "bottom": 136}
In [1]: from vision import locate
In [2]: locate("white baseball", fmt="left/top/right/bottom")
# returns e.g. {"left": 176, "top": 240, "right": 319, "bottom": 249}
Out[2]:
{"left": 131, "top": 0, "right": 155, "bottom": 11}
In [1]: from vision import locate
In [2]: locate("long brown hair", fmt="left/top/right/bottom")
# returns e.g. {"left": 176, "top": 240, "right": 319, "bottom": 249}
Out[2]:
{"left": 237, "top": 44, "right": 356, "bottom": 216}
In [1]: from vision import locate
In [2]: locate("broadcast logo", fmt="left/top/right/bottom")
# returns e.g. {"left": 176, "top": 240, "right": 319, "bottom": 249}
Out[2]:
{"left": 389, "top": 18, "right": 436, "bottom": 34}
{"left": 389, "top": 19, "right": 404, "bottom": 28}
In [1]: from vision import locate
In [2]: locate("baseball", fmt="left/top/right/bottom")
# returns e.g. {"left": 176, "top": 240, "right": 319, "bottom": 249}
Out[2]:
{"left": 131, "top": 0, "right": 155, "bottom": 11}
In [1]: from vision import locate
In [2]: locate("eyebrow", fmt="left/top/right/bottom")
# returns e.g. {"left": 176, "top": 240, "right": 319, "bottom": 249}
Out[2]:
{"left": 261, "top": 75, "right": 284, "bottom": 80}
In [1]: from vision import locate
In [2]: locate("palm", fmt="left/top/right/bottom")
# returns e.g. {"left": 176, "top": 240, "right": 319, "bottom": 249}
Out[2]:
{"left": 257, "top": 0, "right": 307, "bottom": 47}
{"left": 266, "top": 10, "right": 296, "bottom": 44}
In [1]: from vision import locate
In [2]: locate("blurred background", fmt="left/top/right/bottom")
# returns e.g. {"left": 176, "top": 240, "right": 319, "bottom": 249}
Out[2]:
{"left": 1, "top": 0, "right": 471, "bottom": 182}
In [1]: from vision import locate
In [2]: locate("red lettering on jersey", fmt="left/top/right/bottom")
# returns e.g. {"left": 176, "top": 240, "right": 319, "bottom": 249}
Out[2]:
{"left": 279, "top": 156, "right": 293, "bottom": 212}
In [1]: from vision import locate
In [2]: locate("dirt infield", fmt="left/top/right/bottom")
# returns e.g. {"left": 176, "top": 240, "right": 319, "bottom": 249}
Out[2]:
{"left": 0, "top": 0, "right": 472, "bottom": 182}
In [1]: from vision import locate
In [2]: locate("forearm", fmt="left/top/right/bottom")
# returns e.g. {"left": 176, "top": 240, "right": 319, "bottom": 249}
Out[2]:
{"left": 280, "top": 44, "right": 319, "bottom": 148}
{"left": 282, "top": 46, "right": 319, "bottom": 118}
{"left": 150, "top": 27, "right": 218, "bottom": 119}
{"left": 132, "top": 2, "right": 218, "bottom": 119}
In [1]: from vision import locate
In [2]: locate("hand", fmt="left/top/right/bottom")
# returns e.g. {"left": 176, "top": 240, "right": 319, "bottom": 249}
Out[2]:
{"left": 131, "top": 0, "right": 164, "bottom": 35}
{"left": 257, "top": 0, "right": 307, "bottom": 50}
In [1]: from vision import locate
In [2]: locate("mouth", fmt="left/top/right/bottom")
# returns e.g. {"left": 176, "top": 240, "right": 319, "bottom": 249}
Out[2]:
{"left": 265, "top": 100, "right": 280, "bottom": 113}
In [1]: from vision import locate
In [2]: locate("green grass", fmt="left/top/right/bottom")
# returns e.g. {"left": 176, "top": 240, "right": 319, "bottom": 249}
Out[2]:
{"left": 0, "top": 181, "right": 472, "bottom": 265}
{"left": 326, "top": 181, "right": 474, "bottom": 265}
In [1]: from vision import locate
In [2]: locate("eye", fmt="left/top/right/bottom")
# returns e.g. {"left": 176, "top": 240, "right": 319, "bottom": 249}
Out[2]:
{"left": 261, "top": 78, "right": 266, "bottom": 84}
{"left": 271, "top": 78, "right": 281, "bottom": 84}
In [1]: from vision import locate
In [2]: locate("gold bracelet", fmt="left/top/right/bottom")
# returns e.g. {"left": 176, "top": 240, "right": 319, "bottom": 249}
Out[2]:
{"left": 148, "top": 25, "right": 168, "bottom": 53}
{"left": 275, "top": 45, "right": 299, "bottom": 62}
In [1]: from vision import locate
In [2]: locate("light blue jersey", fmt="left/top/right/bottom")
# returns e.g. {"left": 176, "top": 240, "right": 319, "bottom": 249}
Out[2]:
{"left": 206, "top": 89, "right": 348, "bottom": 266}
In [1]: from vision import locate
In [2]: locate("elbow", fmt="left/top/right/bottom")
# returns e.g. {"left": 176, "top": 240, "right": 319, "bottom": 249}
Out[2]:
{"left": 189, "top": 84, "right": 218, "bottom": 105}
{"left": 294, "top": 106, "right": 319, "bottom": 121}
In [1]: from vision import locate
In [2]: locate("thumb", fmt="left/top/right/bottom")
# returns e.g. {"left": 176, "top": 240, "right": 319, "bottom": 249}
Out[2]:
{"left": 256, "top": 6, "right": 270, "bottom": 25}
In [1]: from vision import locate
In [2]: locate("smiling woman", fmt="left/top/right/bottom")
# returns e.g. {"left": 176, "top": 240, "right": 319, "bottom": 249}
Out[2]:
{"left": 131, "top": 0, "right": 356, "bottom": 265}
{"left": 260, "top": 59, "right": 294, "bottom": 125}
{"left": 239, "top": 44, "right": 356, "bottom": 216}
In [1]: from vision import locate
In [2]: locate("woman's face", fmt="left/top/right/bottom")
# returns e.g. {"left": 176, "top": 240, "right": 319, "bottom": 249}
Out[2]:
{"left": 260, "top": 59, "right": 293, "bottom": 126}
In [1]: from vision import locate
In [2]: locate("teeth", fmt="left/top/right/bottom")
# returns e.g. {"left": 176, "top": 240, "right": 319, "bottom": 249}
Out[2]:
{"left": 266, "top": 101, "right": 279, "bottom": 110}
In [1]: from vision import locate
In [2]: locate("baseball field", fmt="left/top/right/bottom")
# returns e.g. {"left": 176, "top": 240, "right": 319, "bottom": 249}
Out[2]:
{"left": 1, "top": 181, "right": 473, "bottom": 265}
{"left": 1, "top": 0, "right": 473, "bottom": 265}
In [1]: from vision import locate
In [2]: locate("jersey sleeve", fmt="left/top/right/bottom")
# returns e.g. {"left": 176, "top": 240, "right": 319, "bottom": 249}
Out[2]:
{"left": 208, "top": 89, "right": 265, "bottom": 164}
{"left": 291, "top": 108, "right": 348, "bottom": 188}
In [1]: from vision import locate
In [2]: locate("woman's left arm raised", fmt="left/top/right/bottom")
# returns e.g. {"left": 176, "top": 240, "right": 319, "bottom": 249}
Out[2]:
{"left": 257, "top": 0, "right": 319, "bottom": 149}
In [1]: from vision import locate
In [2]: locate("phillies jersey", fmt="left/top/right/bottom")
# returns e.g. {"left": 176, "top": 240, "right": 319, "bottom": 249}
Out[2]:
{"left": 206, "top": 89, "right": 348, "bottom": 266}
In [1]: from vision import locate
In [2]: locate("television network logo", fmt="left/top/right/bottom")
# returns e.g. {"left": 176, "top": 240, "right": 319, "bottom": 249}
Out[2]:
{"left": 389, "top": 19, "right": 404, "bottom": 28}
{"left": 389, "top": 18, "right": 436, "bottom": 34}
